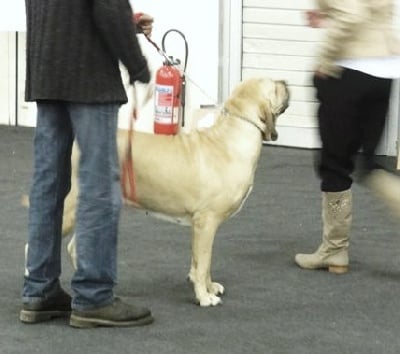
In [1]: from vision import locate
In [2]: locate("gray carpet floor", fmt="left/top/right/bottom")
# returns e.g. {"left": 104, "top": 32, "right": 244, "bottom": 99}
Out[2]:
{"left": 1, "top": 125, "right": 400, "bottom": 354}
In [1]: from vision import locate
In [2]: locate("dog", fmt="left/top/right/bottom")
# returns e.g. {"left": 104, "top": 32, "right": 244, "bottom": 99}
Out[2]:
{"left": 29, "top": 77, "right": 290, "bottom": 307}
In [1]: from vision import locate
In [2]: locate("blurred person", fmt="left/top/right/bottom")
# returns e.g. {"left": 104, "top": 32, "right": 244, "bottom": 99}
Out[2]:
{"left": 295, "top": 0, "right": 400, "bottom": 273}
{"left": 20, "top": 0, "right": 154, "bottom": 328}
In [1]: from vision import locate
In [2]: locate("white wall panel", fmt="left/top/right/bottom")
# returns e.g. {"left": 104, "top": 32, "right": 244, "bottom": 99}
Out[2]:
{"left": 242, "top": 2, "right": 320, "bottom": 148}
{"left": 243, "top": 23, "right": 321, "bottom": 42}
{"left": 243, "top": 39, "right": 318, "bottom": 56}
{"left": 244, "top": 0, "right": 313, "bottom": 9}
{"left": 243, "top": 8, "right": 308, "bottom": 26}
{"left": 0, "top": 33, "right": 16, "bottom": 126}
{"left": 243, "top": 68, "right": 312, "bottom": 86}
{"left": 243, "top": 53, "right": 315, "bottom": 71}
{"left": 16, "top": 32, "right": 36, "bottom": 127}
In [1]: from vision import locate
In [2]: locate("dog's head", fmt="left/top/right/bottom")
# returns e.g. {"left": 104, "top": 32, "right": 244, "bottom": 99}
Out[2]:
{"left": 224, "top": 78, "right": 290, "bottom": 141}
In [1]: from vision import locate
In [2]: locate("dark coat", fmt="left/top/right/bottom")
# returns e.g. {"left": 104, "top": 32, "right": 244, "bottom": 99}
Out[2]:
{"left": 25, "top": 0, "right": 150, "bottom": 104}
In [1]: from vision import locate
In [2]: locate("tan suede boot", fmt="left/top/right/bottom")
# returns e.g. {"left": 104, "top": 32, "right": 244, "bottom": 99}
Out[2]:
{"left": 295, "top": 190, "right": 352, "bottom": 274}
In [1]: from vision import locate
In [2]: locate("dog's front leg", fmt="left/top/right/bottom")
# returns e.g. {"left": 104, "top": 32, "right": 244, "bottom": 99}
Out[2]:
{"left": 190, "top": 213, "right": 223, "bottom": 307}
{"left": 188, "top": 258, "right": 224, "bottom": 297}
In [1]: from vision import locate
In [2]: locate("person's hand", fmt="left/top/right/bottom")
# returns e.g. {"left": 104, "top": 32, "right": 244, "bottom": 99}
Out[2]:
{"left": 134, "top": 13, "right": 154, "bottom": 36}
{"left": 305, "top": 10, "right": 326, "bottom": 28}
{"left": 314, "top": 67, "right": 328, "bottom": 79}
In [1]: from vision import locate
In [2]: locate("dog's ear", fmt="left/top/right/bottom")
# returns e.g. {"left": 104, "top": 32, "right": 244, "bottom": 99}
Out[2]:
{"left": 260, "top": 100, "right": 278, "bottom": 141}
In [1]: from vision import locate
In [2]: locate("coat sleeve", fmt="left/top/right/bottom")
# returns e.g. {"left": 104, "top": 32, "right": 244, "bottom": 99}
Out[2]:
{"left": 91, "top": 0, "right": 150, "bottom": 83}
{"left": 317, "top": 0, "right": 369, "bottom": 77}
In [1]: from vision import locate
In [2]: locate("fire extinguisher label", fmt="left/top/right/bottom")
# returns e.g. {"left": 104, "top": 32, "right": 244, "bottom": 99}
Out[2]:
{"left": 155, "top": 84, "right": 179, "bottom": 124}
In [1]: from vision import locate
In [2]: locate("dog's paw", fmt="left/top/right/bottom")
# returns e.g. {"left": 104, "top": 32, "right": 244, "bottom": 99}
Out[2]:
{"left": 208, "top": 282, "right": 225, "bottom": 296}
{"left": 198, "top": 294, "right": 222, "bottom": 307}
{"left": 187, "top": 272, "right": 195, "bottom": 284}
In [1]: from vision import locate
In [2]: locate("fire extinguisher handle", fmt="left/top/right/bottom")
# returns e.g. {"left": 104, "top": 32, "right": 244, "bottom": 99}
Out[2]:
{"left": 161, "top": 29, "right": 188, "bottom": 72}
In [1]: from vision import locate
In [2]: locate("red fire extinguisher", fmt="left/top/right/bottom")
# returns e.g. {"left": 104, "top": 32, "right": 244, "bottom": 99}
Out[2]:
{"left": 153, "top": 29, "right": 188, "bottom": 135}
{"left": 154, "top": 57, "right": 182, "bottom": 135}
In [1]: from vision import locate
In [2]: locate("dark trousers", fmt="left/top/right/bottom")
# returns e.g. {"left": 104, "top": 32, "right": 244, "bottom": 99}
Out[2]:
{"left": 314, "top": 68, "right": 393, "bottom": 192}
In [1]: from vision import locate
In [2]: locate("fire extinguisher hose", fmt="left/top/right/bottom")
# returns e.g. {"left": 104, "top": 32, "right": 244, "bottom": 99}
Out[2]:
{"left": 144, "top": 30, "right": 188, "bottom": 126}
{"left": 161, "top": 29, "right": 188, "bottom": 73}
{"left": 161, "top": 29, "right": 188, "bottom": 126}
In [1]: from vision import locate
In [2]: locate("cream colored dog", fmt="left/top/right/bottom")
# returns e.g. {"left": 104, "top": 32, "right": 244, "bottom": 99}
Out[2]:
{"left": 51, "top": 77, "right": 289, "bottom": 307}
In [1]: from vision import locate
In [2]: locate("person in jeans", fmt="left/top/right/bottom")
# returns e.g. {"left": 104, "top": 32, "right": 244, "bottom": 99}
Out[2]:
{"left": 20, "top": 0, "right": 154, "bottom": 328}
{"left": 295, "top": 0, "right": 400, "bottom": 273}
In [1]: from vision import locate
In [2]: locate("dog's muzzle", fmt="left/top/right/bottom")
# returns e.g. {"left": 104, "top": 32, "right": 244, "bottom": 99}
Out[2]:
{"left": 270, "top": 128, "right": 278, "bottom": 141}
{"left": 266, "top": 81, "right": 290, "bottom": 141}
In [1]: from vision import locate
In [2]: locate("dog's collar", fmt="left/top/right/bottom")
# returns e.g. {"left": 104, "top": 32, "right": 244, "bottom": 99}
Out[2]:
{"left": 221, "top": 108, "right": 265, "bottom": 134}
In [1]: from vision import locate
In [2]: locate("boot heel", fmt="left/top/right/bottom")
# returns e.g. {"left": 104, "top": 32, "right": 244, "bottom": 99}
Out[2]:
{"left": 328, "top": 265, "right": 348, "bottom": 274}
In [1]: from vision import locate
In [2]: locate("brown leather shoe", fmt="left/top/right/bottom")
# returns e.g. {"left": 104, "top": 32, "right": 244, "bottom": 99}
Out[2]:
{"left": 69, "top": 297, "right": 153, "bottom": 328}
{"left": 20, "top": 287, "right": 71, "bottom": 323}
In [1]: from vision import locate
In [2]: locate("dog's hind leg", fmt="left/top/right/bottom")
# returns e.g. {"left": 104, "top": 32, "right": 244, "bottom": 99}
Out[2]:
{"left": 67, "top": 234, "right": 78, "bottom": 270}
{"left": 62, "top": 177, "right": 78, "bottom": 236}
{"left": 24, "top": 243, "right": 29, "bottom": 276}
{"left": 189, "top": 213, "right": 224, "bottom": 307}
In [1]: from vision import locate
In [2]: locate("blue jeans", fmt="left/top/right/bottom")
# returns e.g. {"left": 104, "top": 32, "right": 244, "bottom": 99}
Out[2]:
{"left": 23, "top": 101, "right": 122, "bottom": 310}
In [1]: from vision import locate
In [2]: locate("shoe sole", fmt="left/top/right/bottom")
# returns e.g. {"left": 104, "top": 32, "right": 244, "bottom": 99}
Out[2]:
{"left": 69, "top": 314, "right": 154, "bottom": 329}
{"left": 20, "top": 310, "right": 71, "bottom": 323}
{"left": 295, "top": 263, "right": 349, "bottom": 274}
